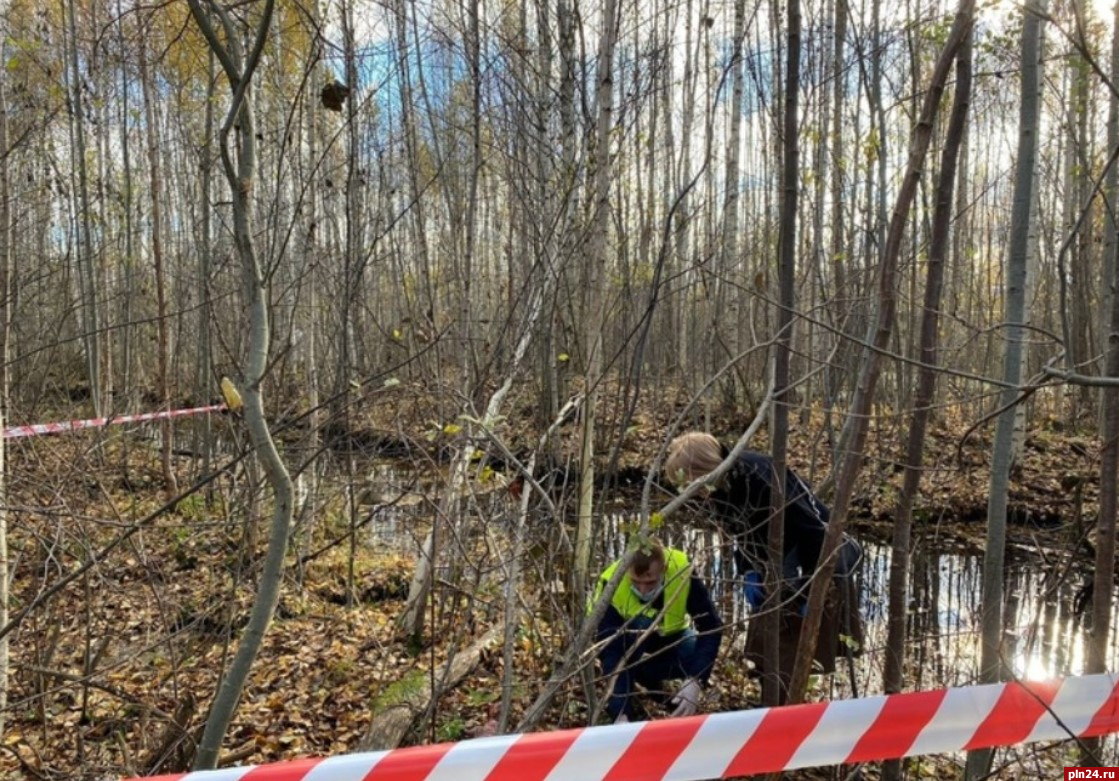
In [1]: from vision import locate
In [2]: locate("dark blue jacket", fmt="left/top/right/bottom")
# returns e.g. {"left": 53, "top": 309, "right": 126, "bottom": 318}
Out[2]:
{"left": 595, "top": 573, "right": 723, "bottom": 718}
{"left": 710, "top": 449, "right": 830, "bottom": 579}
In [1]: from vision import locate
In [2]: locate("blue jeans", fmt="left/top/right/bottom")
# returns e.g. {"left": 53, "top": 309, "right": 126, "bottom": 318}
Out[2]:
{"left": 606, "top": 625, "right": 697, "bottom": 719}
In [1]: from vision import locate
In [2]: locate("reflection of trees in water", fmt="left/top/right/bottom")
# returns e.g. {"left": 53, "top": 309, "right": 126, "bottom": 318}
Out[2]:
{"left": 594, "top": 513, "right": 1116, "bottom": 696}
{"left": 366, "top": 481, "right": 1114, "bottom": 720}
{"left": 856, "top": 540, "right": 1113, "bottom": 693}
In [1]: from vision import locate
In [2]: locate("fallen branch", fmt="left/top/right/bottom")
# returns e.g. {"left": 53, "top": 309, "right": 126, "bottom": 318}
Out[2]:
{"left": 359, "top": 623, "right": 505, "bottom": 750}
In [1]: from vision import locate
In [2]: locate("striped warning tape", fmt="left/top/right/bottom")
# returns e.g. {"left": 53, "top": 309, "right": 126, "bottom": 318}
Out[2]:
{"left": 3, "top": 404, "right": 227, "bottom": 439}
{"left": 124, "top": 673, "right": 1119, "bottom": 780}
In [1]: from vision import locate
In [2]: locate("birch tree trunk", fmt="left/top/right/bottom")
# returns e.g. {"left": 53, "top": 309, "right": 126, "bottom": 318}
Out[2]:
{"left": 116, "top": 0, "right": 139, "bottom": 433}
{"left": 138, "top": 36, "right": 177, "bottom": 496}
{"left": 964, "top": 2, "right": 1044, "bottom": 777}
{"left": 717, "top": 0, "right": 747, "bottom": 405}
{"left": 195, "top": 50, "right": 217, "bottom": 484}
{"left": 294, "top": 11, "right": 322, "bottom": 550}
{"left": 184, "top": 0, "right": 294, "bottom": 770}
{"left": 64, "top": 0, "right": 102, "bottom": 415}
{"left": 337, "top": 0, "right": 363, "bottom": 400}
{"left": 573, "top": 0, "right": 617, "bottom": 601}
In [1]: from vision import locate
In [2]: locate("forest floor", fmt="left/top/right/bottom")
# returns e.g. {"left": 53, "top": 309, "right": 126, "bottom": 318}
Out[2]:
{"left": 1, "top": 380, "right": 1109, "bottom": 781}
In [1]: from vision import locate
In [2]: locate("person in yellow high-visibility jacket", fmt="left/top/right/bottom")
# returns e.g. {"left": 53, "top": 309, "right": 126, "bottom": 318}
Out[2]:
{"left": 591, "top": 538, "right": 723, "bottom": 723}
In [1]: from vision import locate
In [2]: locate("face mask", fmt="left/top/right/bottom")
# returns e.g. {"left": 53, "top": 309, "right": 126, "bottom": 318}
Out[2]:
{"left": 630, "top": 577, "right": 663, "bottom": 603}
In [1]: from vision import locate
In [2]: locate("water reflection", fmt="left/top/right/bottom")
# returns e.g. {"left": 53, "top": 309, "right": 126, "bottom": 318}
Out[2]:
{"left": 361, "top": 461, "right": 424, "bottom": 551}
{"left": 367, "top": 484, "right": 1114, "bottom": 692}
{"left": 855, "top": 539, "right": 1114, "bottom": 690}
{"left": 599, "top": 515, "right": 1116, "bottom": 692}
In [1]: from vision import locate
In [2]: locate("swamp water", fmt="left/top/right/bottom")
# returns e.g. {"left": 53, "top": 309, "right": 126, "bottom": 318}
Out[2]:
{"left": 362, "top": 482, "right": 1119, "bottom": 770}
{"left": 599, "top": 516, "right": 1118, "bottom": 695}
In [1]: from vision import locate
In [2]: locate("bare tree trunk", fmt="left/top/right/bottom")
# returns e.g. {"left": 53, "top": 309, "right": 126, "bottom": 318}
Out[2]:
{"left": 716, "top": 0, "right": 746, "bottom": 405}
{"left": 573, "top": 0, "right": 617, "bottom": 601}
{"left": 64, "top": 0, "right": 102, "bottom": 415}
{"left": 881, "top": 10, "right": 972, "bottom": 779}
{"left": 532, "top": 0, "right": 561, "bottom": 435}
{"left": 1082, "top": 0, "right": 1119, "bottom": 767}
{"left": 965, "top": 2, "right": 1043, "bottom": 777}
{"left": 184, "top": 0, "right": 292, "bottom": 770}
{"left": 294, "top": 10, "right": 322, "bottom": 554}
{"left": 138, "top": 36, "right": 177, "bottom": 496}
{"left": 822, "top": 0, "right": 849, "bottom": 438}
{"left": 0, "top": 58, "right": 12, "bottom": 740}
{"left": 116, "top": 0, "right": 139, "bottom": 452}
{"left": 759, "top": 0, "right": 800, "bottom": 709}
{"left": 1012, "top": 177, "right": 1040, "bottom": 464}
{"left": 461, "top": 0, "right": 483, "bottom": 389}
{"left": 1065, "top": 25, "right": 1094, "bottom": 421}
{"left": 788, "top": 2, "right": 974, "bottom": 705}
{"left": 195, "top": 50, "right": 217, "bottom": 485}
{"left": 336, "top": 0, "right": 362, "bottom": 403}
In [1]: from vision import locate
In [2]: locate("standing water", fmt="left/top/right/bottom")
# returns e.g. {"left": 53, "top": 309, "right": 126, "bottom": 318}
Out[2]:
{"left": 853, "top": 539, "right": 1116, "bottom": 691}
{"left": 608, "top": 518, "right": 1118, "bottom": 692}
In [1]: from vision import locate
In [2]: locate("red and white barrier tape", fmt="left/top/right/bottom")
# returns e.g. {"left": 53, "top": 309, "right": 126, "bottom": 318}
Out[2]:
{"left": 3, "top": 405, "right": 227, "bottom": 439}
{"left": 125, "top": 673, "right": 1119, "bottom": 781}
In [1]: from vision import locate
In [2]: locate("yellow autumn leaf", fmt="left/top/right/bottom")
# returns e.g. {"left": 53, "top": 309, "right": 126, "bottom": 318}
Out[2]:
{"left": 220, "top": 377, "right": 243, "bottom": 411}
{"left": 442, "top": 423, "right": 462, "bottom": 435}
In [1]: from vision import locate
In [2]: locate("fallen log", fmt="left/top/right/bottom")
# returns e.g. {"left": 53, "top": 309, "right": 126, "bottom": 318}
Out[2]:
{"left": 359, "top": 623, "right": 505, "bottom": 750}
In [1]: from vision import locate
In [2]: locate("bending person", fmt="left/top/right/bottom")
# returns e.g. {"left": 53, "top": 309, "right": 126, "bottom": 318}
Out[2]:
{"left": 591, "top": 538, "right": 723, "bottom": 722}
{"left": 663, "top": 431, "right": 863, "bottom": 700}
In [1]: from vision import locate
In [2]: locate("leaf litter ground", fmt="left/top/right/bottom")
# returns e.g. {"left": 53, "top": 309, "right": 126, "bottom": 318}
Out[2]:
{"left": 1, "top": 388, "right": 1107, "bottom": 781}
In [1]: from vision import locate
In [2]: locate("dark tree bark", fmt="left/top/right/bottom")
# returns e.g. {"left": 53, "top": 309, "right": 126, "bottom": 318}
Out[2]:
{"left": 1082, "top": 0, "right": 1119, "bottom": 767}
{"left": 881, "top": 6, "right": 973, "bottom": 779}
{"left": 787, "top": 0, "right": 975, "bottom": 705}
{"left": 762, "top": 0, "right": 800, "bottom": 709}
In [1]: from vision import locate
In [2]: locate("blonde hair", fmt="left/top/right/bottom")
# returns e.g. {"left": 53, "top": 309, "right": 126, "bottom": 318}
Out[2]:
{"left": 663, "top": 431, "right": 722, "bottom": 486}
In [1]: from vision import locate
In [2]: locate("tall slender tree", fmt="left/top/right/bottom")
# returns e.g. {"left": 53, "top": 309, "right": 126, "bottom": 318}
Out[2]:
{"left": 0, "top": 43, "right": 12, "bottom": 742}
{"left": 184, "top": 0, "right": 294, "bottom": 769}
{"left": 138, "top": 33, "right": 177, "bottom": 495}
{"left": 64, "top": 0, "right": 102, "bottom": 415}
{"left": 965, "top": 1, "right": 1045, "bottom": 777}
{"left": 1082, "top": 0, "right": 1119, "bottom": 768}
{"left": 882, "top": 6, "right": 973, "bottom": 778}
{"left": 788, "top": 0, "right": 975, "bottom": 704}
{"left": 573, "top": 0, "right": 617, "bottom": 601}
{"left": 763, "top": 0, "right": 800, "bottom": 708}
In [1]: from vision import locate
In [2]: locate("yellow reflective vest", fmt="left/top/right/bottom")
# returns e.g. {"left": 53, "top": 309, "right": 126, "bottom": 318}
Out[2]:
{"left": 593, "top": 548, "right": 692, "bottom": 635}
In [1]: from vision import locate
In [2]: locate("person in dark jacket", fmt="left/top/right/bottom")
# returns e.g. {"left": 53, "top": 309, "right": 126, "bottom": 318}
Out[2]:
{"left": 591, "top": 538, "right": 723, "bottom": 723}
{"left": 663, "top": 431, "right": 863, "bottom": 699}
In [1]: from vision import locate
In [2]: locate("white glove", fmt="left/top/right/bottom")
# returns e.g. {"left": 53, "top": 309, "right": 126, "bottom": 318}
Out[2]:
{"left": 670, "top": 678, "right": 703, "bottom": 717}
{"left": 614, "top": 712, "right": 630, "bottom": 724}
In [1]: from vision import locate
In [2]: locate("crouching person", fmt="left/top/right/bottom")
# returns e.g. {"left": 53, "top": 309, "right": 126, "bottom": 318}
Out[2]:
{"left": 590, "top": 538, "right": 723, "bottom": 723}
